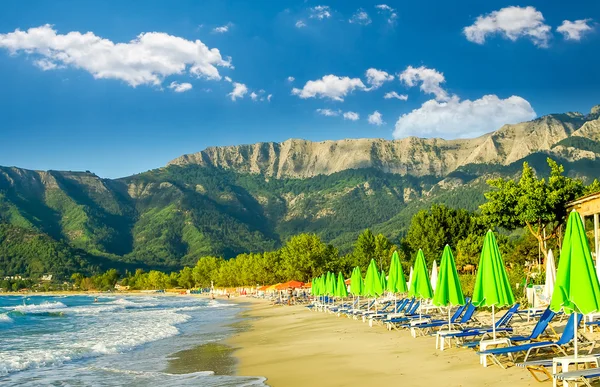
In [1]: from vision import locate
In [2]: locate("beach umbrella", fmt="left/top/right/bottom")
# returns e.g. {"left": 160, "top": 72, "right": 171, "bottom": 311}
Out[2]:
{"left": 550, "top": 210, "right": 600, "bottom": 358}
{"left": 431, "top": 260, "right": 438, "bottom": 292}
{"left": 387, "top": 251, "right": 408, "bottom": 293}
{"left": 409, "top": 249, "right": 434, "bottom": 320}
{"left": 543, "top": 249, "right": 556, "bottom": 300}
{"left": 350, "top": 267, "right": 364, "bottom": 296}
{"left": 407, "top": 266, "right": 414, "bottom": 290}
{"left": 433, "top": 245, "right": 466, "bottom": 331}
{"left": 336, "top": 272, "right": 348, "bottom": 298}
{"left": 472, "top": 230, "right": 515, "bottom": 340}
{"left": 387, "top": 251, "right": 408, "bottom": 311}
{"left": 380, "top": 270, "right": 387, "bottom": 293}
{"left": 364, "top": 259, "right": 384, "bottom": 297}
{"left": 364, "top": 259, "right": 384, "bottom": 312}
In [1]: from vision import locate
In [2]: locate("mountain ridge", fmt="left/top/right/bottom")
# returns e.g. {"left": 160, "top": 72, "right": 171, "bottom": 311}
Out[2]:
{"left": 168, "top": 107, "right": 600, "bottom": 179}
{"left": 2, "top": 105, "right": 600, "bottom": 278}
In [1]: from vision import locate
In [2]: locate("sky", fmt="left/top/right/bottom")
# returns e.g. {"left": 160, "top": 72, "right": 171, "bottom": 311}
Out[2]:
{"left": 0, "top": 0, "right": 599, "bottom": 178}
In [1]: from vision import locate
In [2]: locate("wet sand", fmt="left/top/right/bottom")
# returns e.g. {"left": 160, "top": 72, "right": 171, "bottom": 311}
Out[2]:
{"left": 229, "top": 298, "right": 536, "bottom": 387}
{"left": 165, "top": 342, "right": 237, "bottom": 375}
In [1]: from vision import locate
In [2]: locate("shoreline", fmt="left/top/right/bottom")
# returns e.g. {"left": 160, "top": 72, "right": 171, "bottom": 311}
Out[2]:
{"left": 228, "top": 298, "right": 534, "bottom": 387}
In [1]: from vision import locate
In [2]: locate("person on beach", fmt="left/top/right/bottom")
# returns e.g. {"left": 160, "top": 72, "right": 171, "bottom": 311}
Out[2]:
{"left": 287, "top": 287, "right": 294, "bottom": 305}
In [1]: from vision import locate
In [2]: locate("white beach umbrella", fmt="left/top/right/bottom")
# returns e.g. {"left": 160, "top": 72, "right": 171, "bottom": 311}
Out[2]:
{"left": 407, "top": 266, "right": 414, "bottom": 290}
{"left": 544, "top": 249, "right": 556, "bottom": 299}
{"left": 430, "top": 260, "right": 438, "bottom": 292}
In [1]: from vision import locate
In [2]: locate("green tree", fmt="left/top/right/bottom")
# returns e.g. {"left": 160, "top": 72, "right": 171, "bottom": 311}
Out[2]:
{"left": 480, "top": 158, "right": 584, "bottom": 259}
{"left": 353, "top": 229, "right": 376, "bottom": 271}
{"left": 279, "top": 233, "right": 337, "bottom": 282}
{"left": 404, "top": 204, "right": 482, "bottom": 265}
{"left": 192, "top": 256, "right": 222, "bottom": 287}
{"left": 178, "top": 266, "right": 194, "bottom": 289}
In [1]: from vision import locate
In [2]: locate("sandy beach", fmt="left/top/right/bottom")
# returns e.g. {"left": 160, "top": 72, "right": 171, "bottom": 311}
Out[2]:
{"left": 229, "top": 298, "right": 536, "bottom": 387}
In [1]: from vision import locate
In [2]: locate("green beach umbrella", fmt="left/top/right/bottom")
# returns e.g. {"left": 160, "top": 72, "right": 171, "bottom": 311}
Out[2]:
{"left": 364, "top": 259, "right": 384, "bottom": 312}
{"left": 336, "top": 272, "right": 348, "bottom": 298}
{"left": 433, "top": 245, "right": 466, "bottom": 330}
{"left": 409, "top": 249, "right": 433, "bottom": 320}
{"left": 408, "top": 249, "right": 433, "bottom": 299}
{"left": 387, "top": 251, "right": 408, "bottom": 294}
{"left": 351, "top": 267, "right": 364, "bottom": 296}
{"left": 326, "top": 272, "right": 336, "bottom": 296}
{"left": 364, "top": 259, "right": 384, "bottom": 297}
{"left": 380, "top": 270, "right": 387, "bottom": 293}
{"left": 472, "top": 230, "right": 515, "bottom": 339}
{"left": 550, "top": 210, "right": 600, "bottom": 358}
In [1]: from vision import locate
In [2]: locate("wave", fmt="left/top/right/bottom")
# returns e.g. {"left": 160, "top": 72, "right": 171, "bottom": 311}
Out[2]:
{"left": 0, "top": 308, "right": 191, "bottom": 376}
{"left": 12, "top": 301, "right": 67, "bottom": 314}
{"left": 0, "top": 313, "right": 12, "bottom": 323}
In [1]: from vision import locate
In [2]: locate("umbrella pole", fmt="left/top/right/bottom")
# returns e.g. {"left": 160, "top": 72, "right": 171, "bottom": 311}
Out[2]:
{"left": 419, "top": 297, "right": 422, "bottom": 320}
{"left": 492, "top": 304, "right": 496, "bottom": 340}
{"left": 448, "top": 306, "right": 451, "bottom": 331}
{"left": 574, "top": 311, "right": 578, "bottom": 359}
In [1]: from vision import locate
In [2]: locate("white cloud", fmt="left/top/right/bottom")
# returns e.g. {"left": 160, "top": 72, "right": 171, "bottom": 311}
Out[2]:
{"left": 292, "top": 74, "right": 367, "bottom": 101}
{"left": 0, "top": 24, "right": 232, "bottom": 87}
{"left": 295, "top": 20, "right": 307, "bottom": 28}
{"left": 287, "top": 76, "right": 295, "bottom": 82}
{"left": 365, "top": 68, "right": 393, "bottom": 89}
{"left": 224, "top": 76, "right": 232, "bottom": 83}
{"left": 228, "top": 82, "right": 248, "bottom": 101}
{"left": 212, "top": 23, "right": 232, "bottom": 34}
{"left": 168, "top": 81, "right": 192, "bottom": 93}
{"left": 350, "top": 9, "right": 371, "bottom": 25}
{"left": 375, "top": 4, "right": 393, "bottom": 11}
{"left": 343, "top": 111, "right": 359, "bottom": 121}
{"left": 557, "top": 19, "right": 594, "bottom": 41}
{"left": 34, "top": 58, "right": 61, "bottom": 71}
{"left": 375, "top": 4, "right": 397, "bottom": 25}
{"left": 393, "top": 95, "right": 536, "bottom": 139}
{"left": 267, "top": 94, "right": 272, "bottom": 102}
{"left": 316, "top": 108, "right": 340, "bottom": 117}
{"left": 250, "top": 91, "right": 258, "bottom": 101}
{"left": 463, "top": 6, "right": 551, "bottom": 47}
{"left": 310, "top": 6, "right": 332, "bottom": 20}
{"left": 399, "top": 66, "right": 448, "bottom": 101}
{"left": 384, "top": 91, "right": 408, "bottom": 100}
{"left": 368, "top": 111, "right": 384, "bottom": 126}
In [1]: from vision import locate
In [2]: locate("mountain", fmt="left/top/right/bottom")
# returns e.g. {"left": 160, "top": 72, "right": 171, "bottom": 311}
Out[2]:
{"left": 2, "top": 106, "right": 600, "bottom": 278}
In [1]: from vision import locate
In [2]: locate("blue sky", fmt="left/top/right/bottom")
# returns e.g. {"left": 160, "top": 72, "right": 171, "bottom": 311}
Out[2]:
{"left": 0, "top": 0, "right": 599, "bottom": 178}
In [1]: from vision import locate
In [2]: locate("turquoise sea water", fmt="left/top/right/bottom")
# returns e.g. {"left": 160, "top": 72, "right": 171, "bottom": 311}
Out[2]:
{"left": 0, "top": 295, "right": 265, "bottom": 386}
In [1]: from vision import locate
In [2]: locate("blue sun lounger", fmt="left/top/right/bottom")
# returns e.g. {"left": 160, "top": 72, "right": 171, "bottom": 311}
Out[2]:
{"left": 462, "top": 307, "right": 556, "bottom": 349}
{"left": 554, "top": 367, "right": 600, "bottom": 387}
{"left": 477, "top": 313, "right": 583, "bottom": 368}
{"left": 441, "top": 303, "right": 520, "bottom": 341}
{"left": 367, "top": 298, "right": 410, "bottom": 323}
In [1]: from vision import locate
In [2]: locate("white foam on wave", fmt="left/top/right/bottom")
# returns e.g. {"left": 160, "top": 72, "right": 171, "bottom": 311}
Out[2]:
{"left": 0, "top": 305, "right": 192, "bottom": 376}
{"left": 0, "top": 313, "right": 12, "bottom": 323}
{"left": 12, "top": 301, "right": 67, "bottom": 314}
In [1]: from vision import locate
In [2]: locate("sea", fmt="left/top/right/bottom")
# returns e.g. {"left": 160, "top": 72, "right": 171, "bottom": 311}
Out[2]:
{"left": 0, "top": 294, "right": 266, "bottom": 386}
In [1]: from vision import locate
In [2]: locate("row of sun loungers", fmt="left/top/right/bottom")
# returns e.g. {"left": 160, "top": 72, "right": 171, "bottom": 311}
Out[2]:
{"left": 306, "top": 296, "right": 600, "bottom": 386}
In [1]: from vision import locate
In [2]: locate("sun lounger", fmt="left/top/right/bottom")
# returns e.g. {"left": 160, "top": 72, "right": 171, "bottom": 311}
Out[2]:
{"left": 366, "top": 299, "right": 410, "bottom": 324}
{"left": 554, "top": 367, "right": 600, "bottom": 387}
{"left": 441, "top": 303, "right": 520, "bottom": 342}
{"left": 409, "top": 299, "right": 473, "bottom": 335}
{"left": 477, "top": 313, "right": 583, "bottom": 368}
{"left": 462, "top": 307, "right": 556, "bottom": 349}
